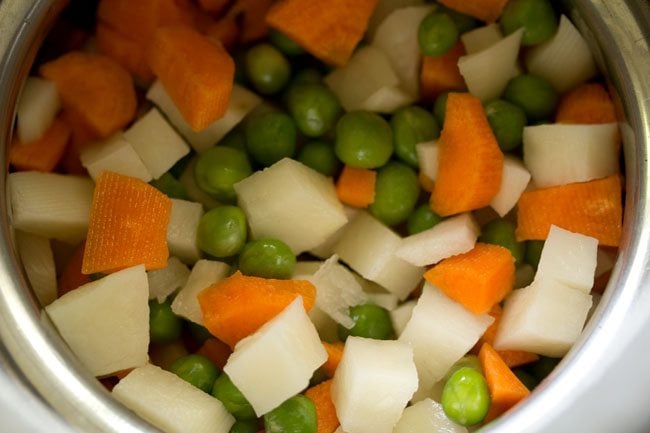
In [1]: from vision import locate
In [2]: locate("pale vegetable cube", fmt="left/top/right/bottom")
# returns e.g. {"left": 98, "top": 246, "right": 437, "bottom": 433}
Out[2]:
{"left": 123, "top": 108, "right": 190, "bottom": 180}
{"left": 461, "top": 23, "right": 504, "bottom": 55}
{"left": 331, "top": 337, "right": 418, "bottom": 433}
{"left": 171, "top": 259, "right": 229, "bottom": 325}
{"left": 310, "top": 207, "right": 359, "bottom": 259}
{"left": 10, "top": 172, "right": 94, "bottom": 244}
{"left": 292, "top": 261, "right": 323, "bottom": 279}
{"left": 416, "top": 141, "right": 439, "bottom": 182}
{"left": 367, "top": 0, "right": 425, "bottom": 39}
{"left": 179, "top": 158, "right": 220, "bottom": 210}
{"left": 366, "top": 292, "right": 399, "bottom": 311}
{"left": 360, "top": 86, "right": 414, "bottom": 113}
{"left": 490, "top": 156, "right": 531, "bottom": 217}
{"left": 17, "top": 77, "right": 60, "bottom": 143}
{"left": 80, "top": 134, "right": 152, "bottom": 182}
{"left": 167, "top": 199, "right": 204, "bottom": 264}
{"left": 308, "top": 305, "right": 339, "bottom": 343}
{"left": 393, "top": 398, "right": 468, "bottom": 433}
{"left": 113, "top": 364, "right": 235, "bottom": 433}
{"left": 526, "top": 15, "right": 597, "bottom": 92}
{"left": 235, "top": 158, "right": 348, "bottom": 254}
{"left": 15, "top": 230, "right": 57, "bottom": 306}
{"left": 523, "top": 123, "right": 620, "bottom": 188}
{"left": 493, "top": 280, "right": 593, "bottom": 357}
{"left": 390, "top": 300, "right": 416, "bottom": 337}
{"left": 535, "top": 225, "right": 598, "bottom": 293}
{"left": 224, "top": 298, "right": 327, "bottom": 416}
{"left": 334, "top": 212, "right": 424, "bottom": 300}
{"left": 395, "top": 213, "right": 479, "bottom": 266}
{"left": 148, "top": 257, "right": 191, "bottom": 302}
{"left": 399, "top": 284, "right": 493, "bottom": 390}
{"left": 147, "top": 80, "right": 261, "bottom": 153}
{"left": 45, "top": 265, "right": 149, "bottom": 376}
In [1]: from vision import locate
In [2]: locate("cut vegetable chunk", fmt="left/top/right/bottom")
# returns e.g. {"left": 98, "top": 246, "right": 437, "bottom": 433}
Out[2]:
{"left": 336, "top": 166, "right": 376, "bottom": 208}
{"left": 171, "top": 259, "right": 229, "bottom": 325}
{"left": 556, "top": 82, "right": 616, "bottom": 124}
{"left": 167, "top": 199, "right": 204, "bottom": 265}
{"left": 390, "top": 300, "right": 416, "bottom": 338}
{"left": 305, "top": 380, "right": 340, "bottom": 433}
{"left": 439, "top": 0, "right": 508, "bottom": 23}
{"left": 79, "top": 134, "right": 152, "bottom": 182}
{"left": 147, "top": 257, "right": 191, "bottom": 302}
{"left": 415, "top": 141, "right": 439, "bottom": 183}
{"left": 393, "top": 398, "right": 468, "bottom": 433}
{"left": 17, "top": 77, "right": 60, "bottom": 144}
{"left": 57, "top": 242, "right": 91, "bottom": 297}
{"left": 15, "top": 230, "right": 57, "bottom": 306}
{"left": 489, "top": 156, "right": 531, "bottom": 217}
{"left": 322, "top": 342, "right": 345, "bottom": 378}
{"left": 461, "top": 24, "right": 503, "bottom": 55}
{"left": 10, "top": 117, "right": 70, "bottom": 173}
{"left": 367, "top": 0, "right": 424, "bottom": 39}
{"left": 95, "top": 22, "right": 153, "bottom": 84}
{"left": 419, "top": 41, "right": 466, "bottom": 102}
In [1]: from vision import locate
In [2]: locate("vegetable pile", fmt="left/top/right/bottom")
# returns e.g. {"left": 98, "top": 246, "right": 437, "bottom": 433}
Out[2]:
{"left": 9, "top": 0, "right": 623, "bottom": 432}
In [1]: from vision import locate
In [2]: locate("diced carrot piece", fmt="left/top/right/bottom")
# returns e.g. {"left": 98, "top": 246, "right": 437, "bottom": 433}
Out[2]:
{"left": 198, "top": 0, "right": 231, "bottom": 15}
{"left": 321, "top": 342, "right": 344, "bottom": 377}
{"left": 95, "top": 22, "right": 154, "bottom": 85}
{"left": 196, "top": 338, "right": 233, "bottom": 369}
{"left": 147, "top": 25, "right": 235, "bottom": 131}
{"left": 336, "top": 166, "right": 376, "bottom": 208}
{"left": 82, "top": 171, "right": 172, "bottom": 274}
{"left": 10, "top": 118, "right": 70, "bottom": 172}
{"left": 198, "top": 271, "right": 317, "bottom": 348}
{"left": 59, "top": 109, "right": 100, "bottom": 149}
{"left": 556, "top": 83, "right": 617, "bottom": 124}
{"left": 420, "top": 41, "right": 466, "bottom": 102}
{"left": 430, "top": 93, "right": 503, "bottom": 216}
{"left": 438, "top": 0, "right": 508, "bottom": 23}
{"left": 516, "top": 175, "right": 623, "bottom": 247}
{"left": 228, "top": 0, "right": 274, "bottom": 43}
{"left": 479, "top": 343, "right": 530, "bottom": 422}
{"left": 57, "top": 242, "right": 92, "bottom": 297}
{"left": 424, "top": 243, "right": 515, "bottom": 315}
{"left": 266, "top": 0, "right": 377, "bottom": 67}
{"left": 304, "top": 380, "right": 340, "bottom": 433}
{"left": 40, "top": 52, "right": 137, "bottom": 138}
{"left": 205, "top": 18, "right": 240, "bottom": 50}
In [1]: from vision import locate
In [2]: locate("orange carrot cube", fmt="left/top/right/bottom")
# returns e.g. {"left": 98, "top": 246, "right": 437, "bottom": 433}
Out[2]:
{"left": 95, "top": 22, "right": 154, "bottom": 85}
{"left": 196, "top": 338, "right": 233, "bottom": 370}
{"left": 336, "top": 166, "right": 376, "bottom": 208}
{"left": 57, "top": 242, "right": 92, "bottom": 297}
{"left": 321, "top": 342, "right": 345, "bottom": 378}
{"left": 10, "top": 117, "right": 70, "bottom": 172}
{"left": 228, "top": 0, "right": 274, "bottom": 43}
{"left": 304, "top": 380, "right": 340, "bottom": 433}
{"left": 438, "top": 0, "right": 509, "bottom": 23}
{"left": 420, "top": 41, "right": 466, "bottom": 102}
{"left": 556, "top": 83, "right": 617, "bottom": 124}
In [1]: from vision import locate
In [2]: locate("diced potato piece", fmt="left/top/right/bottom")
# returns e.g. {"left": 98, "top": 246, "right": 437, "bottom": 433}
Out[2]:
{"left": 334, "top": 212, "right": 424, "bottom": 300}
{"left": 224, "top": 298, "right": 327, "bottom": 416}
{"left": 80, "top": 134, "right": 152, "bottom": 182}
{"left": 147, "top": 257, "right": 191, "bottom": 302}
{"left": 367, "top": 0, "right": 425, "bottom": 39}
{"left": 167, "top": 199, "right": 204, "bottom": 264}
{"left": 331, "top": 337, "right": 418, "bottom": 433}
{"left": 390, "top": 300, "right": 416, "bottom": 337}
{"left": 461, "top": 23, "right": 503, "bottom": 55}
{"left": 15, "top": 230, "right": 57, "bottom": 306}
{"left": 113, "top": 364, "right": 235, "bottom": 433}
{"left": 416, "top": 141, "right": 439, "bottom": 182}
{"left": 393, "top": 398, "right": 468, "bottom": 433}
{"left": 292, "top": 261, "right": 323, "bottom": 279}
{"left": 308, "top": 305, "right": 339, "bottom": 343}
{"left": 179, "top": 158, "right": 221, "bottom": 210}
{"left": 17, "top": 77, "right": 60, "bottom": 143}
{"left": 366, "top": 292, "right": 399, "bottom": 311}
{"left": 310, "top": 207, "right": 359, "bottom": 259}
{"left": 235, "top": 158, "right": 348, "bottom": 254}
{"left": 45, "top": 265, "right": 149, "bottom": 376}
{"left": 10, "top": 172, "right": 94, "bottom": 244}
{"left": 171, "top": 259, "right": 229, "bottom": 325}
{"left": 396, "top": 213, "right": 480, "bottom": 266}
{"left": 123, "top": 108, "right": 190, "bottom": 179}
{"left": 490, "top": 156, "right": 531, "bottom": 217}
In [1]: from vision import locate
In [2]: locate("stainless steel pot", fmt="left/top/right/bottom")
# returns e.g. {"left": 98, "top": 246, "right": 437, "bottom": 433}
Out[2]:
{"left": 0, "top": 1, "right": 648, "bottom": 432}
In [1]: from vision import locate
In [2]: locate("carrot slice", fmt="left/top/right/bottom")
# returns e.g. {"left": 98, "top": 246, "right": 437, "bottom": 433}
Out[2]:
{"left": 196, "top": 338, "right": 233, "bottom": 370}
{"left": 516, "top": 175, "right": 622, "bottom": 247}
{"left": 95, "top": 22, "right": 154, "bottom": 85}
{"left": 198, "top": 271, "right": 317, "bottom": 348}
{"left": 336, "top": 166, "right": 376, "bottom": 208}
{"left": 57, "top": 242, "right": 92, "bottom": 297}
{"left": 266, "top": 0, "right": 377, "bottom": 67}
{"left": 430, "top": 93, "right": 503, "bottom": 216}
{"left": 555, "top": 83, "right": 617, "bottom": 124}
{"left": 82, "top": 171, "right": 172, "bottom": 274}
{"left": 321, "top": 342, "right": 344, "bottom": 378}
{"left": 438, "top": 0, "right": 508, "bottom": 23}
{"left": 479, "top": 343, "right": 530, "bottom": 422}
{"left": 420, "top": 41, "right": 466, "bottom": 102}
{"left": 424, "top": 243, "right": 515, "bottom": 315}
{"left": 205, "top": 17, "right": 240, "bottom": 50}
{"left": 198, "top": 0, "right": 231, "bottom": 15}
{"left": 147, "top": 25, "right": 235, "bottom": 131}
{"left": 228, "top": 0, "right": 274, "bottom": 43}
{"left": 304, "top": 380, "right": 340, "bottom": 433}
{"left": 40, "top": 52, "right": 137, "bottom": 138}
{"left": 10, "top": 117, "right": 70, "bottom": 172}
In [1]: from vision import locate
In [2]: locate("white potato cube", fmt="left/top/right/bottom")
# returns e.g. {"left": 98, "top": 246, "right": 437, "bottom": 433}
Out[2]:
{"left": 147, "top": 257, "right": 191, "bottom": 303}
{"left": 308, "top": 305, "right": 339, "bottom": 343}
{"left": 15, "top": 230, "right": 57, "bottom": 306}
{"left": 224, "top": 298, "right": 327, "bottom": 416}
{"left": 292, "top": 261, "right": 323, "bottom": 279}
{"left": 390, "top": 300, "right": 417, "bottom": 337}
{"left": 461, "top": 23, "right": 504, "bottom": 55}
{"left": 45, "top": 265, "right": 149, "bottom": 376}
{"left": 490, "top": 156, "right": 531, "bottom": 217}
{"left": 393, "top": 398, "right": 468, "bottom": 433}
{"left": 123, "top": 108, "right": 190, "bottom": 179}
{"left": 179, "top": 158, "right": 221, "bottom": 210}
{"left": 367, "top": 0, "right": 425, "bottom": 39}
{"left": 113, "top": 364, "right": 235, "bottom": 433}
{"left": 331, "top": 337, "right": 418, "bottom": 433}
{"left": 9, "top": 172, "right": 94, "bottom": 244}
{"left": 167, "top": 199, "right": 204, "bottom": 264}
{"left": 416, "top": 141, "right": 439, "bottom": 182}
{"left": 235, "top": 158, "right": 348, "bottom": 254}
{"left": 80, "top": 134, "right": 152, "bottom": 182}
{"left": 366, "top": 292, "right": 399, "bottom": 311}
{"left": 334, "top": 212, "right": 424, "bottom": 300}
{"left": 310, "top": 207, "right": 359, "bottom": 259}
{"left": 17, "top": 77, "right": 60, "bottom": 143}
{"left": 171, "top": 259, "right": 229, "bottom": 325}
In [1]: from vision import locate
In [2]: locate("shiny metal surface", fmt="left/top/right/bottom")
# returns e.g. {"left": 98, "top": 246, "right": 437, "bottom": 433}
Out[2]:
{"left": 0, "top": 1, "right": 648, "bottom": 432}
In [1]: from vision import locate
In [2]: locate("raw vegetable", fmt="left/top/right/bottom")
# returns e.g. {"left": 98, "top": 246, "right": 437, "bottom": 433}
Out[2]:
{"left": 149, "top": 298, "right": 182, "bottom": 344}
{"left": 555, "top": 82, "right": 616, "bottom": 124}
{"left": 440, "top": 366, "right": 490, "bottom": 426}
{"left": 500, "top": 0, "right": 558, "bottom": 46}
{"left": 304, "top": 380, "right": 340, "bottom": 433}
{"left": 57, "top": 242, "right": 91, "bottom": 297}
{"left": 484, "top": 99, "right": 527, "bottom": 151}
{"left": 10, "top": 117, "right": 70, "bottom": 173}
{"left": 287, "top": 83, "right": 342, "bottom": 137}
{"left": 338, "top": 303, "right": 394, "bottom": 341}
{"left": 197, "top": 339, "right": 232, "bottom": 370}
{"left": 335, "top": 111, "right": 393, "bottom": 169}
{"left": 16, "top": 77, "right": 60, "bottom": 144}
{"left": 479, "top": 219, "right": 525, "bottom": 264}
{"left": 170, "top": 354, "right": 220, "bottom": 393}
{"left": 244, "top": 43, "right": 291, "bottom": 95}
{"left": 369, "top": 162, "right": 419, "bottom": 226}
{"left": 321, "top": 342, "right": 344, "bottom": 378}
{"left": 503, "top": 73, "right": 558, "bottom": 121}
{"left": 298, "top": 141, "right": 341, "bottom": 177}
{"left": 393, "top": 398, "right": 468, "bottom": 433}
{"left": 212, "top": 373, "right": 256, "bottom": 420}
{"left": 244, "top": 108, "right": 297, "bottom": 166}
{"left": 14, "top": 231, "right": 57, "bottom": 306}
{"left": 390, "top": 105, "right": 440, "bottom": 168}
{"left": 439, "top": 0, "right": 509, "bottom": 23}
{"left": 264, "top": 394, "right": 318, "bottom": 433}
{"left": 195, "top": 146, "right": 252, "bottom": 203}
{"left": 197, "top": 206, "right": 248, "bottom": 258}
{"left": 419, "top": 41, "right": 466, "bottom": 103}
{"left": 418, "top": 12, "right": 458, "bottom": 57}
{"left": 335, "top": 166, "right": 376, "bottom": 209}
{"left": 167, "top": 199, "right": 204, "bottom": 265}
{"left": 238, "top": 238, "right": 296, "bottom": 279}
{"left": 79, "top": 135, "right": 153, "bottom": 183}
{"left": 406, "top": 204, "right": 443, "bottom": 235}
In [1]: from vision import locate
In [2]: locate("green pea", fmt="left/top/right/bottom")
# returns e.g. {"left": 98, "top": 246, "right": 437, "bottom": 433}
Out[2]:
{"left": 407, "top": 204, "right": 443, "bottom": 235}
{"left": 445, "top": 355, "right": 483, "bottom": 381}
{"left": 418, "top": 12, "right": 458, "bottom": 57}
{"left": 338, "top": 303, "right": 395, "bottom": 341}
{"left": 528, "top": 356, "right": 560, "bottom": 381}
{"left": 369, "top": 162, "right": 420, "bottom": 226}
{"left": 150, "top": 172, "right": 189, "bottom": 200}
{"left": 437, "top": 5, "right": 479, "bottom": 33}
{"left": 335, "top": 111, "right": 393, "bottom": 169}
{"left": 479, "top": 219, "right": 526, "bottom": 264}
{"left": 391, "top": 106, "right": 440, "bottom": 168}
{"left": 501, "top": 0, "right": 558, "bottom": 46}
{"left": 245, "top": 109, "right": 297, "bottom": 166}
{"left": 433, "top": 92, "right": 449, "bottom": 127}
{"left": 513, "top": 369, "right": 538, "bottom": 390}
{"left": 291, "top": 68, "right": 323, "bottom": 86}
{"left": 239, "top": 238, "right": 296, "bottom": 279}
{"left": 230, "top": 420, "right": 259, "bottom": 433}
{"left": 245, "top": 43, "right": 291, "bottom": 95}
{"left": 441, "top": 367, "right": 490, "bottom": 426}
{"left": 197, "top": 206, "right": 248, "bottom": 258}
{"left": 287, "top": 83, "right": 342, "bottom": 137}
{"left": 264, "top": 395, "right": 317, "bottom": 433}
{"left": 169, "top": 354, "right": 220, "bottom": 393}
{"left": 524, "top": 240, "right": 545, "bottom": 270}
{"left": 149, "top": 299, "right": 182, "bottom": 344}
{"left": 219, "top": 127, "right": 247, "bottom": 153}
{"left": 269, "top": 29, "right": 305, "bottom": 56}
{"left": 484, "top": 99, "right": 527, "bottom": 152}
{"left": 212, "top": 373, "right": 256, "bottom": 420}
{"left": 297, "top": 141, "right": 341, "bottom": 177}
{"left": 195, "top": 146, "right": 252, "bottom": 203}
{"left": 503, "top": 74, "right": 558, "bottom": 121}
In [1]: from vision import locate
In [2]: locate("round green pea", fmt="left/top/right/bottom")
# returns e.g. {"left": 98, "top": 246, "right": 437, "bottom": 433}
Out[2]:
{"left": 338, "top": 303, "right": 395, "bottom": 341}
{"left": 369, "top": 162, "right": 420, "bottom": 226}
{"left": 245, "top": 43, "right": 291, "bottom": 95}
{"left": 264, "top": 395, "right": 317, "bottom": 433}
{"left": 297, "top": 141, "right": 341, "bottom": 177}
{"left": 445, "top": 355, "right": 483, "bottom": 381}
{"left": 269, "top": 29, "right": 305, "bottom": 56}
{"left": 501, "top": 0, "right": 558, "bottom": 46}
{"left": 391, "top": 106, "right": 440, "bottom": 168}
{"left": 407, "top": 204, "right": 443, "bottom": 235}
{"left": 441, "top": 367, "right": 490, "bottom": 426}
{"left": 170, "top": 354, "right": 220, "bottom": 393}
{"left": 149, "top": 299, "right": 182, "bottom": 344}
{"left": 197, "top": 206, "right": 248, "bottom": 258}
{"left": 503, "top": 74, "right": 558, "bottom": 121}
{"left": 418, "top": 12, "right": 459, "bottom": 57}
{"left": 239, "top": 238, "right": 296, "bottom": 279}
{"left": 433, "top": 92, "right": 449, "bottom": 127}
{"left": 195, "top": 146, "right": 252, "bottom": 203}
{"left": 212, "top": 374, "right": 256, "bottom": 420}
{"left": 229, "top": 420, "right": 259, "bottom": 433}
{"left": 245, "top": 109, "right": 297, "bottom": 166}
{"left": 335, "top": 111, "right": 393, "bottom": 169}
{"left": 151, "top": 172, "right": 188, "bottom": 200}
{"left": 287, "top": 83, "right": 342, "bottom": 137}
{"left": 479, "top": 219, "right": 526, "bottom": 264}
{"left": 484, "top": 99, "right": 527, "bottom": 151}
{"left": 524, "top": 240, "right": 545, "bottom": 270}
